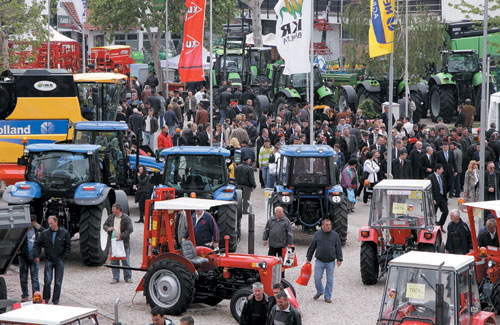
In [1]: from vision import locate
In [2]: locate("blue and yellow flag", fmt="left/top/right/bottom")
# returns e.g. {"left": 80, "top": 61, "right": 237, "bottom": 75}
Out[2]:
{"left": 369, "top": 0, "right": 395, "bottom": 58}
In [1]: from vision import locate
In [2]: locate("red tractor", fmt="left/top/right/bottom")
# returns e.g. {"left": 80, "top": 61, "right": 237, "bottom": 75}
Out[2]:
{"left": 89, "top": 45, "right": 135, "bottom": 75}
{"left": 359, "top": 180, "right": 444, "bottom": 285}
{"left": 133, "top": 188, "right": 297, "bottom": 321}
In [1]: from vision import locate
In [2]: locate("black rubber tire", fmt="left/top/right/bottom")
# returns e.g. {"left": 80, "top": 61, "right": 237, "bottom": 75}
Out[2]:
{"left": 215, "top": 204, "right": 238, "bottom": 252}
{"left": 330, "top": 199, "right": 348, "bottom": 246}
{"left": 356, "top": 87, "right": 382, "bottom": 113}
{"left": 281, "top": 279, "right": 297, "bottom": 297}
{"left": 360, "top": 242, "right": 379, "bottom": 285}
{"left": 254, "top": 95, "right": 270, "bottom": 118}
{"left": 411, "top": 90, "right": 425, "bottom": 120}
{"left": 144, "top": 259, "right": 194, "bottom": 315}
{"left": 193, "top": 296, "right": 224, "bottom": 306}
{"left": 337, "top": 88, "right": 350, "bottom": 112}
{"left": 491, "top": 282, "right": 500, "bottom": 313}
{"left": 79, "top": 198, "right": 111, "bottom": 266}
{"left": 429, "top": 85, "right": 456, "bottom": 123}
{"left": 0, "top": 277, "right": 6, "bottom": 313}
{"left": 230, "top": 287, "right": 252, "bottom": 322}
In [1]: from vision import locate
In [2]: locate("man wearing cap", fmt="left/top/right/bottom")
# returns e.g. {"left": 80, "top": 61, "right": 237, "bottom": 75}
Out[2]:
{"left": 462, "top": 98, "right": 475, "bottom": 130}
{"left": 392, "top": 148, "right": 412, "bottom": 179}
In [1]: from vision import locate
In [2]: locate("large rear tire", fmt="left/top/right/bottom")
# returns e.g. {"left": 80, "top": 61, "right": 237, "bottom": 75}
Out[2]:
{"left": 360, "top": 242, "right": 379, "bottom": 285}
{"left": 254, "top": 95, "right": 270, "bottom": 118}
{"left": 429, "top": 85, "right": 456, "bottom": 123}
{"left": 215, "top": 204, "right": 238, "bottom": 252}
{"left": 230, "top": 287, "right": 252, "bottom": 322}
{"left": 356, "top": 87, "right": 382, "bottom": 113}
{"left": 330, "top": 199, "right": 348, "bottom": 246}
{"left": 491, "top": 282, "right": 500, "bottom": 313}
{"left": 411, "top": 90, "right": 425, "bottom": 121}
{"left": 0, "top": 277, "right": 6, "bottom": 313}
{"left": 144, "top": 259, "right": 194, "bottom": 315}
{"left": 79, "top": 198, "right": 111, "bottom": 266}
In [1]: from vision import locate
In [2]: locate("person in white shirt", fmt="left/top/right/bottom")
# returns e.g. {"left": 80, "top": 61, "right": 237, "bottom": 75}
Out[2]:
{"left": 363, "top": 151, "right": 380, "bottom": 204}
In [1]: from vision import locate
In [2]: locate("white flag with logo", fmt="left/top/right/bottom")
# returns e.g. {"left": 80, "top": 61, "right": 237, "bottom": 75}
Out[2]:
{"left": 274, "top": 0, "right": 311, "bottom": 74}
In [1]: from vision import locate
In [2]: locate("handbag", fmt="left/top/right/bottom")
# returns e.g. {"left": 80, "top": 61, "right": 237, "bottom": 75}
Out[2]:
{"left": 110, "top": 238, "right": 126, "bottom": 260}
{"left": 347, "top": 188, "right": 356, "bottom": 203}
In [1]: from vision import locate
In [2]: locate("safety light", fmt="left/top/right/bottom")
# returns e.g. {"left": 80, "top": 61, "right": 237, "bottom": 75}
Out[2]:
{"left": 488, "top": 259, "right": 496, "bottom": 268}
{"left": 87, "top": 150, "right": 94, "bottom": 155}
{"left": 423, "top": 232, "right": 433, "bottom": 240}
{"left": 83, "top": 186, "right": 95, "bottom": 191}
{"left": 21, "top": 137, "right": 28, "bottom": 145}
{"left": 190, "top": 192, "right": 197, "bottom": 198}
{"left": 318, "top": 148, "right": 324, "bottom": 154}
{"left": 361, "top": 230, "right": 370, "bottom": 237}
{"left": 222, "top": 189, "right": 233, "bottom": 193}
{"left": 296, "top": 148, "right": 301, "bottom": 154}
{"left": 19, "top": 185, "right": 30, "bottom": 190}
{"left": 282, "top": 191, "right": 291, "bottom": 196}
{"left": 480, "top": 247, "right": 488, "bottom": 257}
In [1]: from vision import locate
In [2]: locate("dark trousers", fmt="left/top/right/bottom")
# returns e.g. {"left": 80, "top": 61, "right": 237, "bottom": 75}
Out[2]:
{"left": 435, "top": 197, "right": 449, "bottom": 226}
{"left": 43, "top": 259, "right": 64, "bottom": 304}
{"left": 444, "top": 173, "right": 454, "bottom": 195}
{"left": 239, "top": 185, "right": 253, "bottom": 214}
{"left": 363, "top": 183, "right": 374, "bottom": 203}
{"left": 186, "top": 110, "right": 195, "bottom": 122}
{"left": 138, "top": 192, "right": 149, "bottom": 219}
{"left": 18, "top": 255, "right": 40, "bottom": 298}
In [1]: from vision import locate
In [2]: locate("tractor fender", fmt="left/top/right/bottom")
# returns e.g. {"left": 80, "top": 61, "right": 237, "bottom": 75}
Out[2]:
{"left": 316, "top": 85, "right": 333, "bottom": 99}
{"left": 429, "top": 73, "right": 456, "bottom": 86}
{"left": 357, "top": 80, "right": 381, "bottom": 93}
{"left": 359, "top": 225, "right": 378, "bottom": 243}
{"left": 417, "top": 226, "right": 441, "bottom": 244}
{"left": 2, "top": 182, "right": 41, "bottom": 204}
{"left": 214, "top": 184, "right": 237, "bottom": 201}
{"left": 129, "top": 155, "right": 164, "bottom": 173}
{"left": 472, "top": 311, "right": 497, "bottom": 324}
{"left": 74, "top": 183, "right": 111, "bottom": 206}
{"left": 279, "top": 88, "right": 302, "bottom": 100}
{"left": 396, "top": 80, "right": 405, "bottom": 96}
{"left": 149, "top": 252, "right": 196, "bottom": 275}
{"left": 113, "top": 189, "right": 129, "bottom": 215}
{"left": 472, "top": 71, "right": 483, "bottom": 87}
{"left": 339, "top": 85, "right": 357, "bottom": 104}
{"left": 410, "top": 82, "right": 429, "bottom": 99}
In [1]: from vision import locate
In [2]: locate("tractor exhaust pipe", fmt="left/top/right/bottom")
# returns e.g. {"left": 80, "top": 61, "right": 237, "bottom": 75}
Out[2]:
{"left": 112, "top": 297, "right": 121, "bottom": 325}
{"left": 248, "top": 203, "right": 255, "bottom": 254}
{"left": 435, "top": 262, "right": 445, "bottom": 325}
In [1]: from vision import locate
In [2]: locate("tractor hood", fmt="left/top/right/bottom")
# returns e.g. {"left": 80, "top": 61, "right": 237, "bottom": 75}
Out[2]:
{"left": 217, "top": 253, "right": 281, "bottom": 269}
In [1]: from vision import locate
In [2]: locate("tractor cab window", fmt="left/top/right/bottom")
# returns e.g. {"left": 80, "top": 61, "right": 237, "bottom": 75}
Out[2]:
{"left": 289, "top": 157, "right": 329, "bottom": 187}
{"left": 447, "top": 53, "right": 478, "bottom": 73}
{"left": 370, "top": 189, "right": 428, "bottom": 229}
{"left": 164, "top": 155, "right": 226, "bottom": 193}
{"left": 27, "top": 151, "right": 91, "bottom": 190}
{"left": 277, "top": 155, "right": 289, "bottom": 185}
{"left": 380, "top": 266, "right": 455, "bottom": 324}
{"left": 77, "top": 82, "right": 122, "bottom": 121}
{"left": 457, "top": 266, "right": 481, "bottom": 322}
{"left": 288, "top": 70, "right": 323, "bottom": 88}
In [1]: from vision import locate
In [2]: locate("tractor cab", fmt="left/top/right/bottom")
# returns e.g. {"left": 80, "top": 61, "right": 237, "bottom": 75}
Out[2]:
{"left": 242, "top": 47, "right": 274, "bottom": 86}
{"left": 359, "top": 180, "right": 443, "bottom": 285}
{"left": 269, "top": 145, "right": 347, "bottom": 242}
{"left": 442, "top": 50, "right": 480, "bottom": 75}
{"left": 378, "top": 251, "right": 496, "bottom": 325}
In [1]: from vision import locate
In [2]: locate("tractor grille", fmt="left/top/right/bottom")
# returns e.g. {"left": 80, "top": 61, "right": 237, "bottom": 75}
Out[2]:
{"left": 272, "top": 263, "right": 282, "bottom": 285}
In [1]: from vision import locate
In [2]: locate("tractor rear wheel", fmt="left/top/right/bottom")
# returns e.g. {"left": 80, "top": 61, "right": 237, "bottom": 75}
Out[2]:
{"left": 360, "top": 242, "right": 379, "bottom": 285}
{"left": 429, "top": 85, "right": 456, "bottom": 123}
{"left": 491, "top": 282, "right": 500, "bottom": 313}
{"left": 411, "top": 90, "right": 425, "bottom": 121}
{"left": 230, "top": 287, "right": 253, "bottom": 322}
{"left": 330, "top": 200, "right": 348, "bottom": 246}
{"left": 356, "top": 87, "right": 382, "bottom": 113}
{"left": 144, "top": 259, "right": 194, "bottom": 315}
{"left": 254, "top": 95, "right": 270, "bottom": 118}
{"left": 79, "top": 198, "right": 111, "bottom": 266}
{"left": 337, "top": 88, "right": 350, "bottom": 112}
{"left": 0, "top": 277, "right": 6, "bottom": 313}
{"left": 474, "top": 84, "right": 496, "bottom": 120}
{"left": 216, "top": 204, "right": 238, "bottom": 252}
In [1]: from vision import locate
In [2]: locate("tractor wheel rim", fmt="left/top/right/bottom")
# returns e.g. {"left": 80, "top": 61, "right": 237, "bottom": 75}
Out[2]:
{"left": 150, "top": 269, "right": 181, "bottom": 308}
{"left": 100, "top": 207, "right": 108, "bottom": 251}
{"left": 431, "top": 90, "right": 441, "bottom": 117}
{"left": 338, "top": 95, "right": 346, "bottom": 111}
{"left": 235, "top": 296, "right": 247, "bottom": 317}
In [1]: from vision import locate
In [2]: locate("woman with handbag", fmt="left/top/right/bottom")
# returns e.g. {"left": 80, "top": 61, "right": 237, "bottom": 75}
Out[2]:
{"left": 362, "top": 151, "right": 380, "bottom": 204}
{"left": 463, "top": 160, "right": 479, "bottom": 203}
{"left": 341, "top": 159, "right": 359, "bottom": 213}
{"left": 134, "top": 165, "right": 152, "bottom": 223}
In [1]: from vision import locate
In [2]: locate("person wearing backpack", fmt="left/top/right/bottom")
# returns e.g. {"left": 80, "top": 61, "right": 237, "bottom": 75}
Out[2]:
{"left": 445, "top": 209, "right": 472, "bottom": 255}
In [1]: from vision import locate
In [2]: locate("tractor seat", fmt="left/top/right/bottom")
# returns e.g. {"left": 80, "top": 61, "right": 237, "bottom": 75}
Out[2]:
{"left": 181, "top": 240, "right": 208, "bottom": 266}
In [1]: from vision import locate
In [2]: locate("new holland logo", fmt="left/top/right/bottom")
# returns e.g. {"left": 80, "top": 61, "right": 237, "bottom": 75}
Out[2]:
{"left": 186, "top": 2, "right": 202, "bottom": 21}
{"left": 184, "top": 35, "right": 200, "bottom": 55}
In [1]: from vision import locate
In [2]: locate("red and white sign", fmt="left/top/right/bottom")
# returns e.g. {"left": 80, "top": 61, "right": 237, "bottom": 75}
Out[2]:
{"left": 178, "top": 0, "right": 206, "bottom": 82}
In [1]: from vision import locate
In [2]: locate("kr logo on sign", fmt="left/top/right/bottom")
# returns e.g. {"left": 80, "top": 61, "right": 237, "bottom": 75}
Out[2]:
{"left": 184, "top": 34, "right": 200, "bottom": 54}
{"left": 186, "top": 2, "right": 203, "bottom": 21}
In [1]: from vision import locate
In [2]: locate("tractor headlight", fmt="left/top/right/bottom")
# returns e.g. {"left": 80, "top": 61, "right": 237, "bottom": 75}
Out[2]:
{"left": 488, "top": 259, "right": 495, "bottom": 268}
{"left": 282, "top": 195, "right": 290, "bottom": 203}
{"left": 258, "top": 261, "right": 267, "bottom": 270}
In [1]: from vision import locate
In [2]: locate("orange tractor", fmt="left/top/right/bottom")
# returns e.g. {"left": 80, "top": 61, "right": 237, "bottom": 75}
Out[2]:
{"left": 130, "top": 187, "right": 297, "bottom": 321}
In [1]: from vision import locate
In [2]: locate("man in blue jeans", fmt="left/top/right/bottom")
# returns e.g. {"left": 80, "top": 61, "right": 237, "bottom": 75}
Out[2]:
{"left": 17, "top": 214, "right": 43, "bottom": 301}
{"left": 306, "top": 218, "right": 343, "bottom": 303}
{"left": 34, "top": 216, "right": 71, "bottom": 305}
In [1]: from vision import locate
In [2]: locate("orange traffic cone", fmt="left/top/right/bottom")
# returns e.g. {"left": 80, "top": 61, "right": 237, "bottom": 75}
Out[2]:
{"left": 296, "top": 262, "right": 312, "bottom": 286}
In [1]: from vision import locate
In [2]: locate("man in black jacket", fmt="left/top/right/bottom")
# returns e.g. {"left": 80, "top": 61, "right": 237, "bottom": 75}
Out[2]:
{"left": 17, "top": 214, "right": 43, "bottom": 301}
{"left": 445, "top": 209, "right": 472, "bottom": 254}
{"left": 392, "top": 149, "right": 412, "bottom": 179}
{"left": 306, "top": 218, "right": 342, "bottom": 304}
{"left": 429, "top": 164, "right": 448, "bottom": 230}
{"left": 420, "top": 146, "right": 435, "bottom": 179}
{"left": 409, "top": 141, "right": 424, "bottom": 179}
{"left": 34, "top": 216, "right": 71, "bottom": 305}
{"left": 436, "top": 142, "right": 457, "bottom": 195}
{"left": 235, "top": 157, "right": 256, "bottom": 216}
{"left": 266, "top": 291, "right": 301, "bottom": 325}
{"left": 239, "top": 282, "right": 269, "bottom": 325}
{"left": 478, "top": 219, "right": 499, "bottom": 247}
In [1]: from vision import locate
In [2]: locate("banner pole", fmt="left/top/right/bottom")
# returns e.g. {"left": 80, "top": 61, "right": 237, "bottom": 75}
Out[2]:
{"left": 47, "top": 0, "right": 51, "bottom": 69}
{"left": 209, "top": 0, "right": 213, "bottom": 147}
{"left": 165, "top": 0, "right": 169, "bottom": 95}
{"left": 309, "top": 0, "right": 314, "bottom": 145}
{"left": 387, "top": 52, "right": 394, "bottom": 179}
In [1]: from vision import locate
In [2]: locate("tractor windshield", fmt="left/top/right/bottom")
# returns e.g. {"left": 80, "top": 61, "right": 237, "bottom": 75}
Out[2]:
{"left": 369, "top": 189, "right": 434, "bottom": 229}
{"left": 77, "top": 83, "right": 122, "bottom": 121}
{"left": 163, "top": 155, "right": 226, "bottom": 193}
{"left": 447, "top": 52, "right": 478, "bottom": 73}
{"left": 26, "top": 151, "right": 91, "bottom": 191}
{"left": 289, "top": 69, "right": 323, "bottom": 88}
{"left": 379, "top": 266, "right": 455, "bottom": 324}
{"left": 288, "top": 157, "right": 330, "bottom": 187}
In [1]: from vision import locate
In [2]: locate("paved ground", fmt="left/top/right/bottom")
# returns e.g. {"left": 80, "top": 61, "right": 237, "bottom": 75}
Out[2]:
{"left": 2, "top": 182, "right": 466, "bottom": 324}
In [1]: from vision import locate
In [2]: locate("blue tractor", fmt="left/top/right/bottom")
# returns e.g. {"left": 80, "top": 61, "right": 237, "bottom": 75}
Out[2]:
{"left": 160, "top": 146, "right": 243, "bottom": 251}
{"left": 268, "top": 145, "right": 348, "bottom": 244}
{"left": 72, "top": 121, "right": 164, "bottom": 192}
{"left": 2, "top": 144, "right": 129, "bottom": 266}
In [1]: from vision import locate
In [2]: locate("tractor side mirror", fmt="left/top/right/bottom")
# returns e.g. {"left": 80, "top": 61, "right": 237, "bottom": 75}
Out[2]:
{"left": 233, "top": 150, "right": 242, "bottom": 165}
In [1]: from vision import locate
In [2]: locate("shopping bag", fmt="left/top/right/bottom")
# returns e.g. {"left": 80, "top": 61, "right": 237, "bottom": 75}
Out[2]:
{"left": 296, "top": 262, "right": 312, "bottom": 286}
{"left": 111, "top": 238, "right": 126, "bottom": 259}
{"left": 347, "top": 188, "right": 356, "bottom": 203}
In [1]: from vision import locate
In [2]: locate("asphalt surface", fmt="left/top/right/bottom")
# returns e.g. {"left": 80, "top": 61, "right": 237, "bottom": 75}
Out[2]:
{"left": 2, "top": 182, "right": 467, "bottom": 324}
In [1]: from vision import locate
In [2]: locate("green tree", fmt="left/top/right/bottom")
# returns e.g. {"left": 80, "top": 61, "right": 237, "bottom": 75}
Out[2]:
{"left": 342, "top": 0, "right": 444, "bottom": 83}
{"left": 0, "top": 0, "right": 48, "bottom": 70}
{"left": 88, "top": 0, "right": 238, "bottom": 90}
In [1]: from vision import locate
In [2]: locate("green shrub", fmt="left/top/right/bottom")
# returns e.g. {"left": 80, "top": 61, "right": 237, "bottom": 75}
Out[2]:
{"left": 358, "top": 98, "right": 379, "bottom": 119}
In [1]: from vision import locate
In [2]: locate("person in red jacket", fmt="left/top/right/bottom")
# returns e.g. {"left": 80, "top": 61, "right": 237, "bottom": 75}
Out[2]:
{"left": 157, "top": 125, "right": 173, "bottom": 151}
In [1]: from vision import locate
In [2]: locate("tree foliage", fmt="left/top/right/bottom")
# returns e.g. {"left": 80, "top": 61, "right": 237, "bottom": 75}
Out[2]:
{"left": 342, "top": 0, "right": 444, "bottom": 82}
{"left": 0, "top": 0, "right": 48, "bottom": 70}
{"left": 449, "top": 0, "right": 500, "bottom": 25}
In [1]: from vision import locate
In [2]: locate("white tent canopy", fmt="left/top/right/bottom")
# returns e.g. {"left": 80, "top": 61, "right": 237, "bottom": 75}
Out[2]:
{"left": 487, "top": 91, "right": 500, "bottom": 130}
{"left": 154, "top": 197, "right": 236, "bottom": 210}
{"left": 165, "top": 48, "right": 212, "bottom": 69}
{"left": 49, "top": 26, "right": 77, "bottom": 43}
{"left": 245, "top": 33, "right": 276, "bottom": 47}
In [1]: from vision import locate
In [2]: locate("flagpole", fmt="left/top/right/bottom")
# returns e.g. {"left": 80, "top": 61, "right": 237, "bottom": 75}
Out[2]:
{"left": 165, "top": 0, "right": 169, "bottom": 95}
{"left": 387, "top": 52, "right": 394, "bottom": 179}
{"left": 404, "top": 0, "right": 408, "bottom": 118}
{"left": 309, "top": 0, "right": 314, "bottom": 145}
{"left": 47, "top": 0, "right": 50, "bottom": 69}
{"left": 82, "top": 26, "right": 86, "bottom": 72}
{"left": 209, "top": 0, "right": 213, "bottom": 147}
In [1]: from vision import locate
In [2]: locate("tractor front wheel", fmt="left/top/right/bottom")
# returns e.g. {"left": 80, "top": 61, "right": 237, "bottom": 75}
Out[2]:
{"left": 360, "top": 242, "right": 379, "bottom": 285}
{"left": 79, "top": 198, "right": 111, "bottom": 266}
{"left": 429, "top": 85, "right": 456, "bottom": 123}
{"left": 230, "top": 287, "right": 253, "bottom": 322}
{"left": 144, "top": 259, "right": 194, "bottom": 315}
{"left": 330, "top": 200, "right": 348, "bottom": 246}
{"left": 216, "top": 204, "right": 238, "bottom": 252}
{"left": 0, "top": 277, "right": 6, "bottom": 313}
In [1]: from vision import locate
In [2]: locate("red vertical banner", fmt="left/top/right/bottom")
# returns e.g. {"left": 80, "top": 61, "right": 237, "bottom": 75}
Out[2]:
{"left": 178, "top": 0, "right": 206, "bottom": 82}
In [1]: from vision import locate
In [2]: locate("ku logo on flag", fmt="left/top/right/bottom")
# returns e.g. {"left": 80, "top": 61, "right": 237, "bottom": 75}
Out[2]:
{"left": 186, "top": 2, "right": 202, "bottom": 20}
{"left": 184, "top": 35, "right": 200, "bottom": 54}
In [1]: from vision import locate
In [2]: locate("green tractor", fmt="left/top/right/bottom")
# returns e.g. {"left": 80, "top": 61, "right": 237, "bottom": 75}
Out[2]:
{"left": 269, "top": 64, "right": 336, "bottom": 115}
{"left": 427, "top": 50, "right": 494, "bottom": 123}
{"left": 241, "top": 47, "right": 276, "bottom": 89}
{"left": 213, "top": 48, "right": 244, "bottom": 88}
